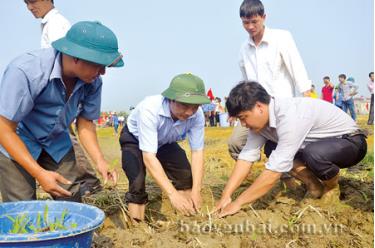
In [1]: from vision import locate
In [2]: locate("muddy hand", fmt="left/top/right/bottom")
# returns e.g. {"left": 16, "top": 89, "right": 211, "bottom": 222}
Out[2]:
{"left": 97, "top": 161, "right": 118, "bottom": 186}
{"left": 105, "top": 169, "right": 118, "bottom": 186}
{"left": 36, "top": 170, "right": 72, "bottom": 198}
{"left": 218, "top": 201, "right": 241, "bottom": 218}
{"left": 169, "top": 191, "right": 195, "bottom": 216}
{"left": 190, "top": 190, "right": 202, "bottom": 212}
{"left": 212, "top": 196, "right": 232, "bottom": 215}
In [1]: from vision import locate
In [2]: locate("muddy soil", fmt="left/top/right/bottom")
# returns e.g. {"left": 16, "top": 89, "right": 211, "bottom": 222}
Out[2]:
{"left": 92, "top": 175, "right": 373, "bottom": 248}
{"left": 91, "top": 121, "right": 373, "bottom": 248}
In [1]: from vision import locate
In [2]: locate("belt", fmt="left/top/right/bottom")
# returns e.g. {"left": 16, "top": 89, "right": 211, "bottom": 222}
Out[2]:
{"left": 342, "top": 129, "right": 367, "bottom": 139}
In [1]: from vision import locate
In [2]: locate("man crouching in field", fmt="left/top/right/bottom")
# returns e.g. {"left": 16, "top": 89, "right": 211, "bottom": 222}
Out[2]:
{"left": 215, "top": 81, "right": 367, "bottom": 217}
{"left": 0, "top": 21, "right": 121, "bottom": 202}
{"left": 120, "top": 73, "right": 210, "bottom": 221}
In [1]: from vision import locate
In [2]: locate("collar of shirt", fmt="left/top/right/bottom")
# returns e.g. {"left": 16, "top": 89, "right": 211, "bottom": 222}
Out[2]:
{"left": 49, "top": 52, "right": 85, "bottom": 95}
{"left": 41, "top": 8, "right": 59, "bottom": 25}
{"left": 247, "top": 26, "right": 270, "bottom": 47}
{"left": 49, "top": 52, "right": 63, "bottom": 80}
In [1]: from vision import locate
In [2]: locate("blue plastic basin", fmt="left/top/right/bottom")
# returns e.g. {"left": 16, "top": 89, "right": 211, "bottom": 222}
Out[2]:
{"left": 0, "top": 200, "right": 105, "bottom": 248}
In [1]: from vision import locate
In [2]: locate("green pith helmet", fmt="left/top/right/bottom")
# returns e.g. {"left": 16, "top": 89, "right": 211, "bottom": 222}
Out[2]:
{"left": 52, "top": 21, "right": 124, "bottom": 67}
{"left": 162, "top": 73, "right": 211, "bottom": 104}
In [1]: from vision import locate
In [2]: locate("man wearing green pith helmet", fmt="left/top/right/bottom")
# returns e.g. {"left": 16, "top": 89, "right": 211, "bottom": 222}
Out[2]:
{"left": 120, "top": 73, "right": 210, "bottom": 221}
{"left": 0, "top": 21, "right": 123, "bottom": 202}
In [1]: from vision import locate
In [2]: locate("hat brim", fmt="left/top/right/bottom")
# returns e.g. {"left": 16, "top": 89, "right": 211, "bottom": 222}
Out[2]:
{"left": 162, "top": 90, "right": 211, "bottom": 105}
{"left": 52, "top": 37, "right": 124, "bottom": 67}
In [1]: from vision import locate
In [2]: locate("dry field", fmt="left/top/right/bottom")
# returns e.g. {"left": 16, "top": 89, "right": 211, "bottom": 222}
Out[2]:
{"left": 88, "top": 115, "right": 374, "bottom": 248}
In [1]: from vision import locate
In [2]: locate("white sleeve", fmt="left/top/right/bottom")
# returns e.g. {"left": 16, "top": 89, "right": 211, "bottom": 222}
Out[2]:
{"left": 238, "top": 130, "right": 266, "bottom": 162}
{"left": 45, "top": 17, "right": 71, "bottom": 44}
{"left": 239, "top": 47, "right": 248, "bottom": 80}
{"left": 280, "top": 31, "right": 311, "bottom": 94}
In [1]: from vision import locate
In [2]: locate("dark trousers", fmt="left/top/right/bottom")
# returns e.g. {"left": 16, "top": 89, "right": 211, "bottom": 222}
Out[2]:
{"left": 209, "top": 115, "right": 215, "bottom": 127}
{"left": 264, "top": 134, "right": 367, "bottom": 181}
{"left": 0, "top": 149, "right": 96, "bottom": 202}
{"left": 368, "top": 94, "right": 374, "bottom": 125}
{"left": 119, "top": 126, "right": 193, "bottom": 204}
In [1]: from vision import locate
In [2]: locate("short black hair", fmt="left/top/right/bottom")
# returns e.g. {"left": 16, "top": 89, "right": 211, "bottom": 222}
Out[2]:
{"left": 369, "top": 72, "right": 374, "bottom": 78}
{"left": 240, "top": 0, "right": 265, "bottom": 18}
{"left": 226, "top": 81, "right": 270, "bottom": 117}
{"left": 339, "top": 74, "right": 346, "bottom": 79}
{"left": 323, "top": 76, "right": 330, "bottom": 80}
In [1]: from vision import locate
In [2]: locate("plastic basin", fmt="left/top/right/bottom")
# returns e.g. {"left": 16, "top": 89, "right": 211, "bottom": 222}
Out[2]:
{"left": 0, "top": 200, "right": 104, "bottom": 248}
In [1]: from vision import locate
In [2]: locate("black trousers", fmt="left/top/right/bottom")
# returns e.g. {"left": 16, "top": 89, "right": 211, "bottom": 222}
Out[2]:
{"left": 264, "top": 134, "right": 367, "bottom": 181}
{"left": 119, "top": 126, "right": 193, "bottom": 204}
{"left": 368, "top": 94, "right": 374, "bottom": 125}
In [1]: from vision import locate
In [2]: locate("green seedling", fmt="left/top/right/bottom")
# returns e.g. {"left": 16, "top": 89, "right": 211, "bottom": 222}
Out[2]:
{"left": 7, "top": 205, "right": 77, "bottom": 234}
{"left": 6, "top": 214, "right": 30, "bottom": 234}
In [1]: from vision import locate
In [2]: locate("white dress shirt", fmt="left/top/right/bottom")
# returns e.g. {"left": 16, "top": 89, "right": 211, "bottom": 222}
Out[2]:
{"left": 238, "top": 97, "right": 359, "bottom": 172}
{"left": 40, "top": 8, "right": 71, "bottom": 48}
{"left": 239, "top": 27, "right": 311, "bottom": 97}
{"left": 127, "top": 95, "right": 205, "bottom": 153}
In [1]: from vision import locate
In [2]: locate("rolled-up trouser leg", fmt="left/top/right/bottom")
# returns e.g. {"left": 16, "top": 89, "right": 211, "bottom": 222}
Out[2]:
{"left": 120, "top": 126, "right": 193, "bottom": 204}
{"left": 120, "top": 126, "right": 148, "bottom": 204}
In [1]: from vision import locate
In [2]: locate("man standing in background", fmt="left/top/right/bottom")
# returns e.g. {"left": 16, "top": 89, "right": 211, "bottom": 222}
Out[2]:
{"left": 367, "top": 72, "right": 374, "bottom": 125}
{"left": 228, "top": 0, "right": 312, "bottom": 188}
{"left": 24, "top": 0, "right": 70, "bottom": 48}
{"left": 339, "top": 74, "right": 358, "bottom": 121}
{"left": 321, "top": 76, "right": 334, "bottom": 103}
{"left": 24, "top": 0, "right": 101, "bottom": 194}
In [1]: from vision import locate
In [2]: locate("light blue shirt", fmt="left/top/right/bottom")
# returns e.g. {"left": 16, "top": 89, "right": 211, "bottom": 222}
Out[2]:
{"left": 339, "top": 81, "right": 358, "bottom": 101}
{"left": 0, "top": 48, "right": 102, "bottom": 163}
{"left": 127, "top": 95, "right": 205, "bottom": 153}
{"left": 334, "top": 87, "right": 343, "bottom": 107}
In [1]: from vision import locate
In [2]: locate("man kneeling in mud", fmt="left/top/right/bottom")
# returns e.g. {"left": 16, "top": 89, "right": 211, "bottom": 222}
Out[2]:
{"left": 120, "top": 73, "right": 210, "bottom": 221}
{"left": 215, "top": 81, "right": 367, "bottom": 217}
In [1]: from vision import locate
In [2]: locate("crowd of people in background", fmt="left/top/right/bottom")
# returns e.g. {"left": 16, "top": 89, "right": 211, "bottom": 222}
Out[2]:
{"left": 97, "top": 112, "right": 126, "bottom": 134}
{"left": 318, "top": 73, "right": 374, "bottom": 124}
{"left": 199, "top": 71, "right": 374, "bottom": 127}
{"left": 104, "top": 71, "right": 374, "bottom": 130}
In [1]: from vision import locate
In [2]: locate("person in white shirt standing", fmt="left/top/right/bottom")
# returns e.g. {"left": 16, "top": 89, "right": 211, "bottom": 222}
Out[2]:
{"left": 228, "top": 0, "right": 312, "bottom": 188}
{"left": 367, "top": 72, "right": 374, "bottom": 125}
{"left": 24, "top": 0, "right": 101, "bottom": 195}
{"left": 24, "top": 0, "right": 71, "bottom": 48}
